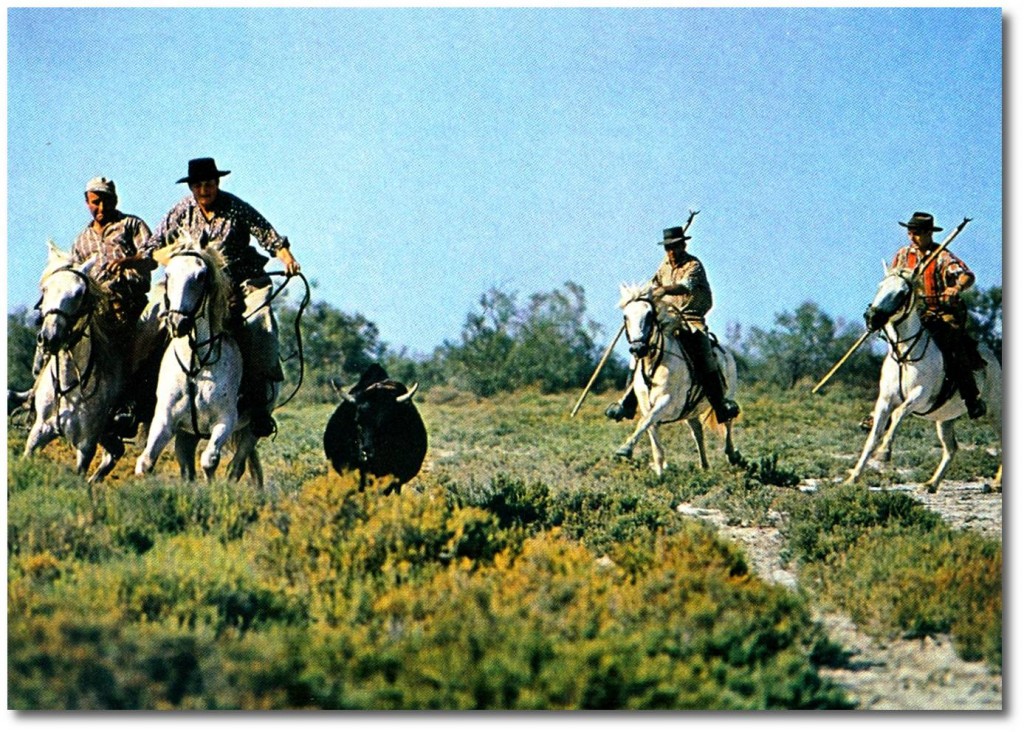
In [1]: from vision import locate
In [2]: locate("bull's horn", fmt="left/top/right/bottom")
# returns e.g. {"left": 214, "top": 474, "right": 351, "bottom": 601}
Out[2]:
{"left": 396, "top": 383, "right": 419, "bottom": 403}
{"left": 330, "top": 379, "right": 356, "bottom": 402}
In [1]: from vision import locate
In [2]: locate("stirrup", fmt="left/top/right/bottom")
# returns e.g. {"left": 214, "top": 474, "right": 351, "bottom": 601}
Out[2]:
{"left": 715, "top": 399, "right": 740, "bottom": 422}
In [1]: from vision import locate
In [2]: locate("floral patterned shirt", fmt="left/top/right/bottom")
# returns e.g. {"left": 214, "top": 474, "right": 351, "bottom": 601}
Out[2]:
{"left": 143, "top": 190, "right": 289, "bottom": 283}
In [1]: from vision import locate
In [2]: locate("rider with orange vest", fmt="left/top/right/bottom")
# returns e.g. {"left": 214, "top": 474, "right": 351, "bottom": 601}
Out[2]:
{"left": 890, "top": 212, "right": 986, "bottom": 419}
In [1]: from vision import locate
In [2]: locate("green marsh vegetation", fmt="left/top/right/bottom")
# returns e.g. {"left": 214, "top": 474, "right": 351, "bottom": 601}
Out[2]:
{"left": 6, "top": 380, "right": 1001, "bottom": 709}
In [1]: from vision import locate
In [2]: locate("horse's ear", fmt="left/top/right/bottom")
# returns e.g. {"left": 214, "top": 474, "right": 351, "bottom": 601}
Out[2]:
{"left": 78, "top": 255, "right": 99, "bottom": 278}
{"left": 882, "top": 259, "right": 890, "bottom": 275}
{"left": 46, "top": 239, "right": 69, "bottom": 265}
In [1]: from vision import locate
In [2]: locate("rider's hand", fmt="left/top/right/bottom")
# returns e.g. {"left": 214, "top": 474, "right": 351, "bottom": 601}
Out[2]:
{"left": 101, "top": 259, "right": 123, "bottom": 277}
{"left": 278, "top": 247, "right": 301, "bottom": 276}
{"left": 941, "top": 286, "right": 960, "bottom": 303}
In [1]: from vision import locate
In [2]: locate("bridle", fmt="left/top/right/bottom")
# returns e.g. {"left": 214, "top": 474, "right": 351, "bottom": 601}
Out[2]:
{"left": 623, "top": 295, "right": 694, "bottom": 396}
{"left": 163, "top": 249, "right": 227, "bottom": 438}
{"left": 35, "top": 265, "right": 100, "bottom": 402}
{"left": 873, "top": 271, "right": 931, "bottom": 366}
{"left": 624, "top": 295, "right": 661, "bottom": 361}
{"left": 36, "top": 265, "right": 95, "bottom": 353}
{"left": 163, "top": 250, "right": 212, "bottom": 333}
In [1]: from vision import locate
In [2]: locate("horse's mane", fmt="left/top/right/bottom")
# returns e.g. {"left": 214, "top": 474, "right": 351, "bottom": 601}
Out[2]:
{"left": 618, "top": 282, "right": 654, "bottom": 309}
{"left": 167, "top": 233, "right": 233, "bottom": 334}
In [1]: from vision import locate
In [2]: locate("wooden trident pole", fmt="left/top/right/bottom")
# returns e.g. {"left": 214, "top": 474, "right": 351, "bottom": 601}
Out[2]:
{"left": 811, "top": 216, "right": 972, "bottom": 394}
{"left": 570, "top": 322, "right": 626, "bottom": 417}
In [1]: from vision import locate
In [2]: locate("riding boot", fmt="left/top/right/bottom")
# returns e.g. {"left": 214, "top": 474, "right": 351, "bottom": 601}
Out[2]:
{"left": 701, "top": 369, "right": 740, "bottom": 423}
{"left": 682, "top": 329, "right": 740, "bottom": 422}
{"left": 605, "top": 388, "right": 637, "bottom": 422}
{"left": 950, "top": 350, "right": 986, "bottom": 419}
{"left": 925, "top": 315, "right": 986, "bottom": 420}
{"left": 605, "top": 366, "right": 638, "bottom": 421}
{"left": 242, "top": 378, "right": 277, "bottom": 438}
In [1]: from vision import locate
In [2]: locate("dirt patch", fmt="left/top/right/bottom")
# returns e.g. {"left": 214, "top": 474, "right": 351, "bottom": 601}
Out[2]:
{"left": 677, "top": 479, "right": 1003, "bottom": 710}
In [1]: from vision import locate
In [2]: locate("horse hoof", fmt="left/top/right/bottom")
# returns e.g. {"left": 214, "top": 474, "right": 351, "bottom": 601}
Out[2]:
{"left": 922, "top": 482, "right": 939, "bottom": 494}
{"left": 614, "top": 446, "right": 633, "bottom": 460}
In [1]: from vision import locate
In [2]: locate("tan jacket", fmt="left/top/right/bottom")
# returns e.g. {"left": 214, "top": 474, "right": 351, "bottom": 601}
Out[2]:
{"left": 652, "top": 252, "right": 713, "bottom": 329}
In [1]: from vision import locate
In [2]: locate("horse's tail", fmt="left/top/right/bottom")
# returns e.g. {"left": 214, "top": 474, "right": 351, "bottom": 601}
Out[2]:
{"left": 701, "top": 406, "right": 721, "bottom": 430}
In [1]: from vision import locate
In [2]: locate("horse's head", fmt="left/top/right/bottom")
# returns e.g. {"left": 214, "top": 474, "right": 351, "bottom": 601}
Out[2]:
{"left": 864, "top": 266, "right": 916, "bottom": 332}
{"left": 162, "top": 235, "right": 230, "bottom": 337}
{"left": 36, "top": 243, "right": 98, "bottom": 354}
{"left": 619, "top": 283, "right": 658, "bottom": 358}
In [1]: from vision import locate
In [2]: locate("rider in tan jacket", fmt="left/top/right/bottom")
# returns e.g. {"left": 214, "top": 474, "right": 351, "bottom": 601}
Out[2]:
{"left": 606, "top": 223, "right": 740, "bottom": 424}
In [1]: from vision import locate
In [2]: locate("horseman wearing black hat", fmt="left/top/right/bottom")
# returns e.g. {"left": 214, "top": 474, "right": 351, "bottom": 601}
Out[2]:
{"left": 890, "top": 211, "right": 986, "bottom": 419}
{"left": 605, "top": 221, "right": 740, "bottom": 424}
{"left": 143, "top": 157, "right": 303, "bottom": 437}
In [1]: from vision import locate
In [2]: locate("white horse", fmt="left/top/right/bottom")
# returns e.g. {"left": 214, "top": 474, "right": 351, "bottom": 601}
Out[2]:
{"left": 846, "top": 266, "right": 1002, "bottom": 492}
{"left": 614, "top": 283, "right": 743, "bottom": 475}
{"left": 23, "top": 242, "right": 126, "bottom": 482}
{"left": 135, "top": 236, "right": 265, "bottom": 485}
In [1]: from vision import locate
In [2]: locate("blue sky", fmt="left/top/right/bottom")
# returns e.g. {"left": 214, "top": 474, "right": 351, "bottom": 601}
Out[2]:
{"left": 5, "top": 6, "right": 1004, "bottom": 356}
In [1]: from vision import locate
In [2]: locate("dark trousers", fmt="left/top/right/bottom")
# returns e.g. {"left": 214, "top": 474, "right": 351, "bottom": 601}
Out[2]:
{"left": 921, "top": 312, "right": 984, "bottom": 405}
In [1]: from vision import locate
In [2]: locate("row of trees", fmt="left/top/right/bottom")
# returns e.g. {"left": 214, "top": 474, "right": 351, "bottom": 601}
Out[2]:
{"left": 8, "top": 281, "right": 1002, "bottom": 401}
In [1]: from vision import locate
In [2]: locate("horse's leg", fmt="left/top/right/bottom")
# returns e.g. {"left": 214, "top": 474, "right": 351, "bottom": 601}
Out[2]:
{"left": 687, "top": 417, "right": 709, "bottom": 470}
{"left": 200, "top": 421, "right": 233, "bottom": 481}
{"left": 647, "top": 424, "right": 667, "bottom": 476}
{"left": 923, "top": 420, "right": 958, "bottom": 493}
{"left": 174, "top": 433, "right": 199, "bottom": 481}
{"left": 985, "top": 375, "right": 1002, "bottom": 492}
{"left": 722, "top": 419, "right": 743, "bottom": 466}
{"left": 24, "top": 419, "right": 58, "bottom": 457}
{"left": 616, "top": 392, "right": 672, "bottom": 459}
{"left": 75, "top": 440, "right": 98, "bottom": 476}
{"left": 136, "top": 413, "right": 175, "bottom": 475}
{"left": 873, "top": 399, "right": 917, "bottom": 463}
{"left": 846, "top": 398, "right": 897, "bottom": 484}
{"left": 227, "top": 429, "right": 258, "bottom": 483}
{"left": 247, "top": 448, "right": 264, "bottom": 490}
{"left": 87, "top": 434, "right": 125, "bottom": 484}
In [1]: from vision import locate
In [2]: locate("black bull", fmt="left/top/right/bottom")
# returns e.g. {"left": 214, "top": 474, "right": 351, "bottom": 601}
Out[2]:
{"left": 322, "top": 364, "right": 427, "bottom": 489}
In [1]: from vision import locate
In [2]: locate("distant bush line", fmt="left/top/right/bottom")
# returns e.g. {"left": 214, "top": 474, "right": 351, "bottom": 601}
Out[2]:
{"left": 8, "top": 281, "right": 1001, "bottom": 401}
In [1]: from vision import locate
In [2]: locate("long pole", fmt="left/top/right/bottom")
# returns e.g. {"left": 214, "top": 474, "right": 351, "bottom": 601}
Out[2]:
{"left": 811, "top": 216, "right": 972, "bottom": 394}
{"left": 570, "top": 322, "right": 625, "bottom": 417}
{"left": 811, "top": 330, "right": 872, "bottom": 394}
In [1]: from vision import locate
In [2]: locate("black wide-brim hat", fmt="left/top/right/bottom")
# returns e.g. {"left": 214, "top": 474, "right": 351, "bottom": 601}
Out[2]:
{"left": 659, "top": 226, "right": 691, "bottom": 246}
{"left": 899, "top": 211, "right": 943, "bottom": 232}
{"left": 176, "top": 157, "right": 231, "bottom": 184}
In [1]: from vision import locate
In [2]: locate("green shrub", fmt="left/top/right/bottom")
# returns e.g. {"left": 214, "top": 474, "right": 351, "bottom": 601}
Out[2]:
{"left": 778, "top": 485, "right": 1001, "bottom": 670}
{"left": 817, "top": 526, "right": 1001, "bottom": 669}
{"left": 779, "top": 484, "right": 942, "bottom": 564}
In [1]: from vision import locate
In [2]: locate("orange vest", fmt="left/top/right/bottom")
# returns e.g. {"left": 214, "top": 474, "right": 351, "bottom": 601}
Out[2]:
{"left": 892, "top": 246, "right": 972, "bottom": 312}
